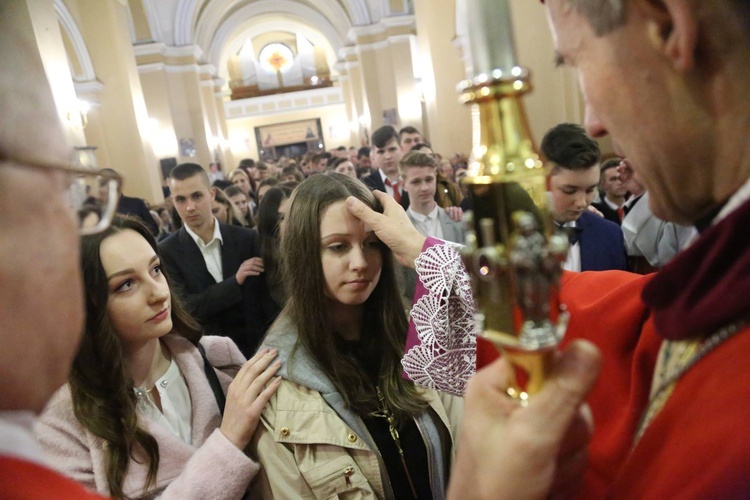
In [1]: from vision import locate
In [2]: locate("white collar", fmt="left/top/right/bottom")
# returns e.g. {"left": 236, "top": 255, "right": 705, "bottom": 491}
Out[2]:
{"left": 0, "top": 411, "right": 47, "bottom": 466}
{"left": 556, "top": 219, "right": 578, "bottom": 229}
{"left": 604, "top": 197, "right": 622, "bottom": 211}
{"left": 378, "top": 168, "right": 399, "bottom": 185}
{"left": 184, "top": 217, "right": 223, "bottom": 247}
{"left": 408, "top": 204, "right": 440, "bottom": 222}
{"left": 715, "top": 177, "right": 750, "bottom": 225}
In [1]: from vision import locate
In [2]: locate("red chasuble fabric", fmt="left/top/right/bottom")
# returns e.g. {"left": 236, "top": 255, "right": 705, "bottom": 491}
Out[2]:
{"left": 475, "top": 195, "right": 750, "bottom": 498}
{"left": 0, "top": 456, "right": 107, "bottom": 499}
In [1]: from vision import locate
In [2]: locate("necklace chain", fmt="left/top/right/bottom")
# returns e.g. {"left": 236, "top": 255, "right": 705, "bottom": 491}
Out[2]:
{"left": 370, "top": 386, "right": 419, "bottom": 499}
{"left": 635, "top": 318, "right": 747, "bottom": 443}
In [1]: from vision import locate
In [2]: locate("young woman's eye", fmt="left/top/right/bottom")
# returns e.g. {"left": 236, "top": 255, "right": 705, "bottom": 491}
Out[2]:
{"left": 212, "top": 207, "right": 219, "bottom": 214}
{"left": 327, "top": 244, "right": 346, "bottom": 252}
{"left": 152, "top": 264, "right": 162, "bottom": 276}
{"left": 365, "top": 239, "right": 381, "bottom": 249}
{"left": 114, "top": 279, "right": 134, "bottom": 293}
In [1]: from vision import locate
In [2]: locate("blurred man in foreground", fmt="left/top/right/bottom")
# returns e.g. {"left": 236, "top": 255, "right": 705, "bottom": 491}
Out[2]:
{"left": 0, "top": 3, "right": 107, "bottom": 497}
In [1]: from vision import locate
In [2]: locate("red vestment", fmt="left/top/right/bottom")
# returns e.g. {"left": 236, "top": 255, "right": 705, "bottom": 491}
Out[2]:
{"left": 477, "top": 194, "right": 750, "bottom": 498}
{"left": 0, "top": 456, "right": 106, "bottom": 499}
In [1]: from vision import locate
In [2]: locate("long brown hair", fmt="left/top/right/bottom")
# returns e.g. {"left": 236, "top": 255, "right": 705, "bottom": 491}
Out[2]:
{"left": 280, "top": 173, "right": 428, "bottom": 422}
{"left": 70, "top": 215, "right": 202, "bottom": 498}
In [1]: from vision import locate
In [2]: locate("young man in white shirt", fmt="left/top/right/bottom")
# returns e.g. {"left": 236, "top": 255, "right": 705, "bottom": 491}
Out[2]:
{"left": 159, "top": 163, "right": 264, "bottom": 356}
{"left": 399, "top": 126, "right": 422, "bottom": 153}
{"left": 362, "top": 126, "right": 406, "bottom": 206}
{"left": 592, "top": 157, "right": 628, "bottom": 225}
{"left": 400, "top": 151, "right": 464, "bottom": 244}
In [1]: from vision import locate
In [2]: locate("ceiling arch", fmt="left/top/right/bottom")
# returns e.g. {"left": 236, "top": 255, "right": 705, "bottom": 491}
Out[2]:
{"left": 173, "top": 0, "right": 365, "bottom": 58}
{"left": 207, "top": 2, "right": 348, "bottom": 74}
{"left": 215, "top": 18, "right": 338, "bottom": 81}
{"left": 55, "top": 0, "right": 95, "bottom": 82}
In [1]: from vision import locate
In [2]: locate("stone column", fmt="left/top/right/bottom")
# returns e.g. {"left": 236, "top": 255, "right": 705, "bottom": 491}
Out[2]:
{"left": 72, "top": 0, "right": 162, "bottom": 202}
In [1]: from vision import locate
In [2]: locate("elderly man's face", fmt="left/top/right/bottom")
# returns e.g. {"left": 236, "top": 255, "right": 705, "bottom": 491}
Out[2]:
{"left": 545, "top": 0, "right": 713, "bottom": 224}
{"left": 0, "top": 162, "right": 84, "bottom": 411}
{"left": 0, "top": 8, "right": 87, "bottom": 411}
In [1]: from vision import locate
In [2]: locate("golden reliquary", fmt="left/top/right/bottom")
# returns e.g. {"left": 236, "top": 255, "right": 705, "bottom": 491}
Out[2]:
{"left": 459, "top": 0, "right": 569, "bottom": 401}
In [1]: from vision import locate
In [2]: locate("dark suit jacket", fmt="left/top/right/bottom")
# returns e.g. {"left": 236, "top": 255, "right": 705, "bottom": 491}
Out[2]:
{"left": 592, "top": 199, "right": 622, "bottom": 226}
{"left": 577, "top": 211, "right": 628, "bottom": 271}
{"left": 118, "top": 194, "right": 159, "bottom": 235}
{"left": 158, "top": 223, "right": 261, "bottom": 356}
{"left": 362, "top": 169, "right": 409, "bottom": 209}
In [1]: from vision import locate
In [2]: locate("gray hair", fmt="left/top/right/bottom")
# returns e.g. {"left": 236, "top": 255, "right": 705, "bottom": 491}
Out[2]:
{"left": 567, "top": 0, "right": 629, "bottom": 36}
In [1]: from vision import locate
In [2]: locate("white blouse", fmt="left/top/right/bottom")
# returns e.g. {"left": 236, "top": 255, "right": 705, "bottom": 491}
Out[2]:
{"left": 134, "top": 358, "right": 192, "bottom": 444}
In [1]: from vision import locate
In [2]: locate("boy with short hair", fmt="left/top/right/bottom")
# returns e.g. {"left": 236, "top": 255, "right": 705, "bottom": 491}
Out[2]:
{"left": 400, "top": 151, "right": 464, "bottom": 243}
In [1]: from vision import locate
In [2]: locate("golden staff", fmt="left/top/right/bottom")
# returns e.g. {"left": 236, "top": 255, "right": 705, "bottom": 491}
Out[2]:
{"left": 459, "top": 0, "right": 569, "bottom": 402}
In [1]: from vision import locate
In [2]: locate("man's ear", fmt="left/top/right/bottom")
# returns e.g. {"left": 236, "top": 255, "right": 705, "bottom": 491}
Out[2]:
{"left": 209, "top": 186, "right": 216, "bottom": 201}
{"left": 643, "top": 0, "right": 698, "bottom": 73}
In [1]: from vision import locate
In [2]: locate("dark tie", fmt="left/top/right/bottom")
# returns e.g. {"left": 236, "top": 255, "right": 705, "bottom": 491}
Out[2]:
{"left": 557, "top": 225, "right": 582, "bottom": 246}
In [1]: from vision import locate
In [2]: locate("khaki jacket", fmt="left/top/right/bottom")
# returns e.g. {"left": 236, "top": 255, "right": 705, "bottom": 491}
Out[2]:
{"left": 249, "top": 317, "right": 463, "bottom": 499}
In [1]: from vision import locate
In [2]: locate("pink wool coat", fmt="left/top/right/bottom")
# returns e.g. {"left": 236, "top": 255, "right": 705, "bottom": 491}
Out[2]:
{"left": 35, "top": 335, "right": 259, "bottom": 499}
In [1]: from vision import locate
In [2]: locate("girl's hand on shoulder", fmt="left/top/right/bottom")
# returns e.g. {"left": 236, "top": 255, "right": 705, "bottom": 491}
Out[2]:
{"left": 220, "top": 348, "right": 282, "bottom": 450}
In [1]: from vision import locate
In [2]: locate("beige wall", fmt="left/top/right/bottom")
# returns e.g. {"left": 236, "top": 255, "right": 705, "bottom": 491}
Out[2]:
{"left": 226, "top": 104, "right": 349, "bottom": 164}
{"left": 413, "top": 0, "right": 472, "bottom": 157}
{"left": 71, "top": 0, "right": 162, "bottom": 203}
{"left": 27, "top": 0, "right": 86, "bottom": 148}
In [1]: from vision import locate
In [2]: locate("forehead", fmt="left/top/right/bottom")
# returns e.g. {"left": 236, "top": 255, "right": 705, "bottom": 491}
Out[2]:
{"left": 320, "top": 200, "right": 370, "bottom": 235}
{"left": 551, "top": 166, "right": 600, "bottom": 186}
{"left": 403, "top": 165, "right": 436, "bottom": 179}
{"left": 378, "top": 138, "right": 399, "bottom": 150}
{"left": 170, "top": 175, "right": 209, "bottom": 195}
{"left": 99, "top": 229, "right": 154, "bottom": 273}
{"left": 603, "top": 168, "right": 619, "bottom": 179}
{"left": 546, "top": 0, "right": 592, "bottom": 59}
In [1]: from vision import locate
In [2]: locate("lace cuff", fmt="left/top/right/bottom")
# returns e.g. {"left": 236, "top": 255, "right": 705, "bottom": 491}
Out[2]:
{"left": 402, "top": 238, "right": 477, "bottom": 396}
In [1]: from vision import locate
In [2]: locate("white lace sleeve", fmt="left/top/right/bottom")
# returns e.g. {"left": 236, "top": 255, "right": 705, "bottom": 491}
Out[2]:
{"left": 402, "top": 242, "right": 478, "bottom": 396}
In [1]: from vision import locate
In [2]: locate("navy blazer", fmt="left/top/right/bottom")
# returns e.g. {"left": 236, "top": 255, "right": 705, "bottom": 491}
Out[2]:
{"left": 158, "top": 223, "right": 262, "bottom": 357}
{"left": 577, "top": 211, "right": 628, "bottom": 271}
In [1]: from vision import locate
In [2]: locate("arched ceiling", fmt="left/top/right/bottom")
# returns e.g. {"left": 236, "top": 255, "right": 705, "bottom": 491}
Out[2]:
{"left": 138, "top": 0, "right": 410, "bottom": 83}
{"left": 205, "top": 2, "right": 345, "bottom": 77}
{"left": 169, "top": 0, "right": 372, "bottom": 63}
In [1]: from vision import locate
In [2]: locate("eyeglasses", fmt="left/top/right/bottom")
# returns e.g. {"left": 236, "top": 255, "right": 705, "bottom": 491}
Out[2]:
{"left": 1, "top": 152, "right": 122, "bottom": 235}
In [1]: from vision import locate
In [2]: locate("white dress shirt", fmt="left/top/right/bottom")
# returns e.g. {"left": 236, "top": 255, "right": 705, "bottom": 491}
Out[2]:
{"left": 604, "top": 197, "right": 622, "bottom": 212}
{"left": 560, "top": 220, "right": 582, "bottom": 273}
{"left": 184, "top": 218, "right": 224, "bottom": 283}
{"left": 379, "top": 169, "right": 402, "bottom": 199}
{"left": 408, "top": 204, "right": 444, "bottom": 240}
